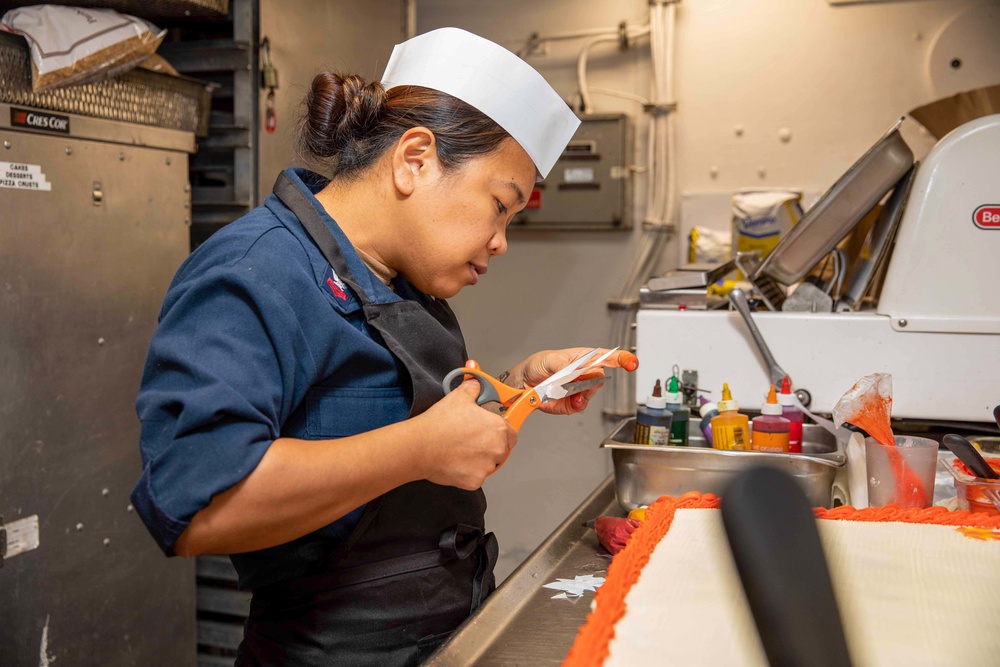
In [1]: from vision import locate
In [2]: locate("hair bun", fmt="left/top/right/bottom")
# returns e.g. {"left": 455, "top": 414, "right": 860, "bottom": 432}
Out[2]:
{"left": 300, "top": 72, "right": 386, "bottom": 160}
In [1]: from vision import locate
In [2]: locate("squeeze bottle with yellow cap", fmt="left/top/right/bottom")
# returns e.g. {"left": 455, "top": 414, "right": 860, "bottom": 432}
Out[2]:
{"left": 751, "top": 385, "right": 791, "bottom": 453}
{"left": 711, "top": 383, "right": 751, "bottom": 451}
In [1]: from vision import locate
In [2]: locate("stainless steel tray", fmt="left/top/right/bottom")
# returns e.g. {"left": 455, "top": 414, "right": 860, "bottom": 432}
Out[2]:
{"left": 603, "top": 418, "right": 845, "bottom": 509}
{"left": 647, "top": 259, "right": 736, "bottom": 292}
{"left": 753, "top": 118, "right": 914, "bottom": 285}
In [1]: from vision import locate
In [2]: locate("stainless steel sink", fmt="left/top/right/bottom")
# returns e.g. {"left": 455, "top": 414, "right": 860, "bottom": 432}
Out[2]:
{"left": 603, "top": 418, "right": 845, "bottom": 509}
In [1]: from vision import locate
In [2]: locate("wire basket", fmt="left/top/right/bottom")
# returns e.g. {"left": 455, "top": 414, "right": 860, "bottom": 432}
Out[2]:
{"left": 0, "top": 0, "right": 229, "bottom": 21}
{"left": 0, "top": 31, "right": 212, "bottom": 135}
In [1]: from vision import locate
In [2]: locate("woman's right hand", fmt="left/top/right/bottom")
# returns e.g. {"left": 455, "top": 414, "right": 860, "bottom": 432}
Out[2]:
{"left": 412, "top": 379, "right": 517, "bottom": 490}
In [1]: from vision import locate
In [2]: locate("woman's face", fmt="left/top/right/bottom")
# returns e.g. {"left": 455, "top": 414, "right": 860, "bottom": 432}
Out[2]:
{"left": 397, "top": 138, "right": 537, "bottom": 298}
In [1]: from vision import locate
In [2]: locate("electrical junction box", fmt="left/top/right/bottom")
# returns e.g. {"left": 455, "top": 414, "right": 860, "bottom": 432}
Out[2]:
{"left": 511, "top": 113, "right": 631, "bottom": 231}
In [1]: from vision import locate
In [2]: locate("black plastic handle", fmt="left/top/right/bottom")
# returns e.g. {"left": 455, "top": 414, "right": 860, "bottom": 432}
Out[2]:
{"left": 722, "top": 467, "right": 853, "bottom": 667}
{"left": 943, "top": 434, "right": 1000, "bottom": 480}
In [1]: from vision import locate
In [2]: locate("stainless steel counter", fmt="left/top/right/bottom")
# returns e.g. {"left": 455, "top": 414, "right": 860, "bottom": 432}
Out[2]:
{"left": 426, "top": 475, "right": 622, "bottom": 666}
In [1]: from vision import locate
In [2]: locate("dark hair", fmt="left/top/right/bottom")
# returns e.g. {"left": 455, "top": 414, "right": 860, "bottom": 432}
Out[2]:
{"left": 296, "top": 72, "right": 511, "bottom": 180}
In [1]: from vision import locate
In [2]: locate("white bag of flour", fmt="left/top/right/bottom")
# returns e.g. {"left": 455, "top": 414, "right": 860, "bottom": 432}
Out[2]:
{"left": 731, "top": 188, "right": 803, "bottom": 278}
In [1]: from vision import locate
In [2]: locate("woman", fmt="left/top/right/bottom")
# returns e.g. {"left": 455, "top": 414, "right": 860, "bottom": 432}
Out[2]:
{"left": 131, "top": 28, "right": 636, "bottom": 665}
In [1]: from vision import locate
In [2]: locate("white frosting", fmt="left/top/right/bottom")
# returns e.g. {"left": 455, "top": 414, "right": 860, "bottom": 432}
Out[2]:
{"left": 604, "top": 509, "right": 1000, "bottom": 666}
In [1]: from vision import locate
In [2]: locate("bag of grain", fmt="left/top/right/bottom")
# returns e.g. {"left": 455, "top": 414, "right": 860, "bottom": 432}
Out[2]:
{"left": 1, "top": 5, "right": 165, "bottom": 92}
{"left": 731, "top": 188, "right": 803, "bottom": 279}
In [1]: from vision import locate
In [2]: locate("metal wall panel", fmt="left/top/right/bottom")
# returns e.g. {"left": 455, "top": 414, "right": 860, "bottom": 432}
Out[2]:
{"left": 0, "top": 128, "right": 195, "bottom": 665}
{"left": 511, "top": 113, "right": 631, "bottom": 230}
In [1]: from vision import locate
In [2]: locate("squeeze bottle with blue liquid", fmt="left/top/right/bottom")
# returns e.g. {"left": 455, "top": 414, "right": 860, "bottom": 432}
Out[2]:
{"left": 664, "top": 375, "right": 690, "bottom": 447}
{"left": 634, "top": 380, "right": 673, "bottom": 446}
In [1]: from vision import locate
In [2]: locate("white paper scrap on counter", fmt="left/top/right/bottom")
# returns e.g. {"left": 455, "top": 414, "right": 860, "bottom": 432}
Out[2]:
{"left": 543, "top": 574, "right": 605, "bottom": 600}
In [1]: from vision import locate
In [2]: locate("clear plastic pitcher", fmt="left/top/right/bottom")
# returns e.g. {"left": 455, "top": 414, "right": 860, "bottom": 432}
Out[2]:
{"left": 864, "top": 436, "right": 938, "bottom": 508}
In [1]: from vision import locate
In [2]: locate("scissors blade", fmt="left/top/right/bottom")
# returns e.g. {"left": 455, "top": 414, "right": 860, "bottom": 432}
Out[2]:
{"left": 574, "top": 347, "right": 618, "bottom": 377}
{"left": 535, "top": 347, "right": 619, "bottom": 400}
{"left": 542, "top": 376, "right": 606, "bottom": 402}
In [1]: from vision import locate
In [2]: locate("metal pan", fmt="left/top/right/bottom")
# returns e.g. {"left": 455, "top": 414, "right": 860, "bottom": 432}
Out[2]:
{"left": 753, "top": 118, "right": 914, "bottom": 286}
{"left": 647, "top": 259, "right": 736, "bottom": 292}
{"left": 602, "top": 418, "right": 845, "bottom": 510}
{"left": 837, "top": 164, "right": 916, "bottom": 311}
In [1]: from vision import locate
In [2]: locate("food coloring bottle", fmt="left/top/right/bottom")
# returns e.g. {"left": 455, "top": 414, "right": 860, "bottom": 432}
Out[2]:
{"left": 699, "top": 399, "right": 720, "bottom": 447}
{"left": 711, "top": 383, "right": 751, "bottom": 451}
{"left": 664, "top": 375, "right": 690, "bottom": 447}
{"left": 752, "top": 385, "right": 791, "bottom": 453}
{"left": 778, "top": 376, "right": 803, "bottom": 453}
{"left": 634, "top": 380, "right": 673, "bottom": 446}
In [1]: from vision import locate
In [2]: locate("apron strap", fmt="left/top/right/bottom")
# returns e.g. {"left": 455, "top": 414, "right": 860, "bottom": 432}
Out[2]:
{"left": 272, "top": 172, "right": 374, "bottom": 307}
{"left": 472, "top": 532, "right": 499, "bottom": 612}
{"left": 255, "top": 526, "right": 497, "bottom": 602}
{"left": 266, "top": 171, "right": 489, "bottom": 614}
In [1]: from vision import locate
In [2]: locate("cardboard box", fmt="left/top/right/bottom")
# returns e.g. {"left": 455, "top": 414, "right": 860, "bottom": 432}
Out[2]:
{"left": 909, "top": 84, "right": 1000, "bottom": 140}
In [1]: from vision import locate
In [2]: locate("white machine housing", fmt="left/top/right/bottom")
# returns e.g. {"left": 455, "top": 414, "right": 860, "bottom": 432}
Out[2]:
{"left": 637, "top": 115, "right": 1000, "bottom": 422}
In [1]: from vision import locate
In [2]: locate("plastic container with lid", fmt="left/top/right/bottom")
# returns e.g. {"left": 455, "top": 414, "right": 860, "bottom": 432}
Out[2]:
{"left": 777, "top": 376, "right": 803, "bottom": 453}
{"left": 664, "top": 375, "right": 690, "bottom": 447}
{"left": 752, "top": 385, "right": 791, "bottom": 453}
{"left": 942, "top": 437, "right": 1000, "bottom": 516}
{"left": 711, "top": 383, "right": 750, "bottom": 451}
{"left": 634, "top": 380, "right": 673, "bottom": 447}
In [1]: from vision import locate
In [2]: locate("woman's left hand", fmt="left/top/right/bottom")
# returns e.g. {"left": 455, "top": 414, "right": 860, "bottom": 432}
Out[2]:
{"left": 505, "top": 348, "right": 639, "bottom": 416}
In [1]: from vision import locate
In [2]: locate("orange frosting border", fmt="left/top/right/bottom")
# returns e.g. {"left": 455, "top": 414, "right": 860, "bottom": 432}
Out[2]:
{"left": 563, "top": 494, "right": 1000, "bottom": 667}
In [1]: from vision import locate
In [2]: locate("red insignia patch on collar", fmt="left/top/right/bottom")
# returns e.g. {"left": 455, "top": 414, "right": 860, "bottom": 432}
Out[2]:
{"left": 326, "top": 276, "right": 347, "bottom": 301}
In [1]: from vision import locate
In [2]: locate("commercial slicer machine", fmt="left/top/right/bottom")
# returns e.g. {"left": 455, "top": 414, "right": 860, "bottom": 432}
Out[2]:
{"left": 636, "top": 114, "right": 1000, "bottom": 423}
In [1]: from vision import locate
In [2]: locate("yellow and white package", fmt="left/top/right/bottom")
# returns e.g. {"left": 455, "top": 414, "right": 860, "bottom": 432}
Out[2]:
{"left": 731, "top": 188, "right": 803, "bottom": 278}
{"left": 687, "top": 225, "right": 732, "bottom": 265}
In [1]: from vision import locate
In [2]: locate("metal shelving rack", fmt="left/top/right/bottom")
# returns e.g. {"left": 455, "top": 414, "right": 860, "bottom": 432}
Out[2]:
{"left": 0, "top": 2, "right": 257, "bottom": 663}
{"left": 159, "top": 0, "right": 259, "bottom": 249}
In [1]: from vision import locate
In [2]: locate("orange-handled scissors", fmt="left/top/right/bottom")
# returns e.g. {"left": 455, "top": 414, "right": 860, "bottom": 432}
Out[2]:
{"left": 441, "top": 347, "right": 616, "bottom": 432}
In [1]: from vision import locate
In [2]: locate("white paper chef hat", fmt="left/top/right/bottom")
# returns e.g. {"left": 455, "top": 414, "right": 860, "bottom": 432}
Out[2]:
{"left": 380, "top": 27, "right": 580, "bottom": 179}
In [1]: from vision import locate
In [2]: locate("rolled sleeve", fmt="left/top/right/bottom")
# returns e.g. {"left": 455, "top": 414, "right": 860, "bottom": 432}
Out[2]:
{"left": 130, "top": 263, "right": 316, "bottom": 555}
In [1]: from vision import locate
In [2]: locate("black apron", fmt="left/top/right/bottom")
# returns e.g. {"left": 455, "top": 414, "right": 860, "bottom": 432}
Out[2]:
{"left": 235, "top": 173, "right": 498, "bottom": 666}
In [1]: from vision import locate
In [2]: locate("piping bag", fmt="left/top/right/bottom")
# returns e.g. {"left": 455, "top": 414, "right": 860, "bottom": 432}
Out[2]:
{"left": 832, "top": 373, "right": 929, "bottom": 507}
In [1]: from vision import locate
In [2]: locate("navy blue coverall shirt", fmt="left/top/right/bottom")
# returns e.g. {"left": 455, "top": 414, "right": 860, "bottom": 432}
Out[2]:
{"left": 131, "top": 168, "right": 414, "bottom": 589}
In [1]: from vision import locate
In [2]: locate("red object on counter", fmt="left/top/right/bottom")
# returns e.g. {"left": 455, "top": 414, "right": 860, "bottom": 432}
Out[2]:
{"left": 594, "top": 516, "right": 641, "bottom": 555}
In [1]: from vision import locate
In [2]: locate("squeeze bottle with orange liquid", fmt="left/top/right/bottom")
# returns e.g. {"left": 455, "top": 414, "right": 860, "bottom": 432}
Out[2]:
{"left": 778, "top": 376, "right": 803, "bottom": 453}
{"left": 752, "top": 385, "right": 791, "bottom": 453}
{"left": 711, "top": 383, "right": 751, "bottom": 451}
